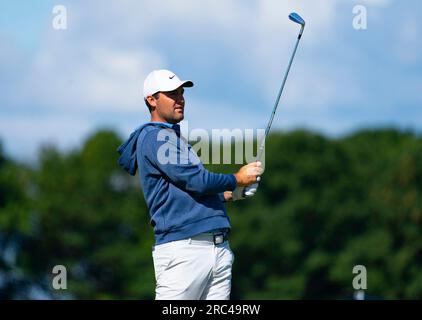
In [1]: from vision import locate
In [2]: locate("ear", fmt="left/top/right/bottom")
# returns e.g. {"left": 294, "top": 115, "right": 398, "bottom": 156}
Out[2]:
{"left": 146, "top": 95, "right": 157, "bottom": 107}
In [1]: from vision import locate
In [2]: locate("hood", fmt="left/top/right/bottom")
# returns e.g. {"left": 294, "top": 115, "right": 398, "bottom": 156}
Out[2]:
{"left": 117, "top": 122, "right": 179, "bottom": 176}
{"left": 116, "top": 125, "right": 145, "bottom": 176}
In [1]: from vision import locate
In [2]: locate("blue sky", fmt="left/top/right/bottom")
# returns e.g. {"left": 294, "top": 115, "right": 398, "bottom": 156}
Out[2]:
{"left": 0, "top": 0, "right": 421, "bottom": 162}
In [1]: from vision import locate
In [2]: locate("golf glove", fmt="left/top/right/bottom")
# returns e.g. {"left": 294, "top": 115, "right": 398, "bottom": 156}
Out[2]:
{"left": 243, "top": 183, "right": 259, "bottom": 197}
{"left": 232, "top": 183, "right": 259, "bottom": 201}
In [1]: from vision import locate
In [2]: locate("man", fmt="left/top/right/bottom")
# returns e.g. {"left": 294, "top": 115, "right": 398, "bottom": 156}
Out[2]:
{"left": 117, "top": 69, "right": 262, "bottom": 300}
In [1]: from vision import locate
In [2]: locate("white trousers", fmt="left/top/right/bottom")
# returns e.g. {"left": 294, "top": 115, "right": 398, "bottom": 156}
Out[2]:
{"left": 152, "top": 234, "right": 234, "bottom": 300}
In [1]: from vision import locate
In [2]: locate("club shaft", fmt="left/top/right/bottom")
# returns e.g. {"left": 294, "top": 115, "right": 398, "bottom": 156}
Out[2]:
{"left": 256, "top": 26, "right": 303, "bottom": 162}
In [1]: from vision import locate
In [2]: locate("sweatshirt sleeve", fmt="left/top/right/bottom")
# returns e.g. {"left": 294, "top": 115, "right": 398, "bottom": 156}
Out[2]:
{"left": 218, "top": 192, "right": 226, "bottom": 203}
{"left": 140, "top": 129, "right": 237, "bottom": 195}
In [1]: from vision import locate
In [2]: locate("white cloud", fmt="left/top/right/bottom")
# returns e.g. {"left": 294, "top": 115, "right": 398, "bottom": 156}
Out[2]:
{"left": 1, "top": 0, "right": 421, "bottom": 161}
{"left": 282, "top": 60, "right": 363, "bottom": 112}
{"left": 6, "top": 0, "right": 345, "bottom": 115}
{"left": 20, "top": 35, "right": 163, "bottom": 112}
{"left": 184, "top": 98, "right": 265, "bottom": 131}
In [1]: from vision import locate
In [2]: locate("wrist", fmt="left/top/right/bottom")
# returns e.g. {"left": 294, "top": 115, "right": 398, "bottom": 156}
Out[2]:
{"left": 233, "top": 173, "right": 242, "bottom": 186}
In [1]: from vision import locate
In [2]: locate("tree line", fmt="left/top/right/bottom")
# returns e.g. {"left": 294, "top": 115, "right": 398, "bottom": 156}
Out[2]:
{"left": 0, "top": 128, "right": 421, "bottom": 299}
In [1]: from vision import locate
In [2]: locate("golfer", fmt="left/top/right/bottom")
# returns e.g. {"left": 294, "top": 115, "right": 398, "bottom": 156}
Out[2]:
{"left": 117, "top": 69, "right": 262, "bottom": 300}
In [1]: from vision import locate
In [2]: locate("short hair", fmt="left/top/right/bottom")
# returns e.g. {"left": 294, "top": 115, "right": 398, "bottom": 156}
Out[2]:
{"left": 144, "top": 92, "right": 160, "bottom": 112}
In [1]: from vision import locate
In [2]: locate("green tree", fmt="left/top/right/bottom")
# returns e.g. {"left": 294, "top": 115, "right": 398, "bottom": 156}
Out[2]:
{"left": 1, "top": 128, "right": 421, "bottom": 299}
{"left": 4, "top": 131, "right": 155, "bottom": 299}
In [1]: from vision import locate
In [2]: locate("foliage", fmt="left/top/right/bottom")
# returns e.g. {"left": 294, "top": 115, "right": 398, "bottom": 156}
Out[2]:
{"left": 1, "top": 128, "right": 421, "bottom": 299}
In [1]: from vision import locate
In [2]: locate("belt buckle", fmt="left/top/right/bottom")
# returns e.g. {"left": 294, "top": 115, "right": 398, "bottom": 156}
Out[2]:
{"left": 213, "top": 233, "right": 224, "bottom": 245}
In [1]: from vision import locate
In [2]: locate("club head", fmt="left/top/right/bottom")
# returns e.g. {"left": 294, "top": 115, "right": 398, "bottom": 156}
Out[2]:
{"left": 289, "top": 12, "right": 305, "bottom": 26}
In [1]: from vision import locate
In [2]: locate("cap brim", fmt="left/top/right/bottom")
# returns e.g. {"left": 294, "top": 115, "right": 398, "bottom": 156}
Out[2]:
{"left": 181, "top": 80, "right": 194, "bottom": 88}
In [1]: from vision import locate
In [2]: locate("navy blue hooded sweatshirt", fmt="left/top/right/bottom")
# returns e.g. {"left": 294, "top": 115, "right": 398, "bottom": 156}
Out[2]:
{"left": 117, "top": 122, "right": 237, "bottom": 244}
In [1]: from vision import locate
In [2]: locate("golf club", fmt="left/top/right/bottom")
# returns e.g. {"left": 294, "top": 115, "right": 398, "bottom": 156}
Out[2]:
{"left": 244, "top": 12, "right": 305, "bottom": 197}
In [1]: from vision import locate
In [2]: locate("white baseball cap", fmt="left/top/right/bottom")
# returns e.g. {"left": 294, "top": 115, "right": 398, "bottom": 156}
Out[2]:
{"left": 143, "top": 69, "right": 194, "bottom": 99}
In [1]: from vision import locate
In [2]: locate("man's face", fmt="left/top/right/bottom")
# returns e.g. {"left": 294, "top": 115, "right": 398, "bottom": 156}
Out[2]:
{"left": 147, "top": 86, "right": 185, "bottom": 124}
